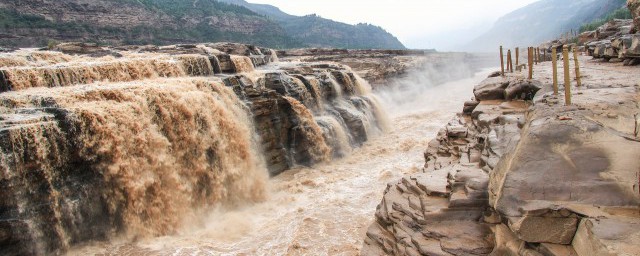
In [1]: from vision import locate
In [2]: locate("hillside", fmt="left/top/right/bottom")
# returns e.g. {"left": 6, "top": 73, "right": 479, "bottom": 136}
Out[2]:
{"left": 0, "top": 0, "right": 305, "bottom": 48}
{"left": 466, "top": 0, "right": 627, "bottom": 51}
{"left": 219, "top": 0, "right": 406, "bottom": 49}
{"left": 0, "top": 0, "right": 405, "bottom": 49}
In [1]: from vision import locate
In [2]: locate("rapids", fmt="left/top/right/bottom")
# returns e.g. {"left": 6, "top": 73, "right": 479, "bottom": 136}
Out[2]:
{"left": 67, "top": 68, "right": 493, "bottom": 255}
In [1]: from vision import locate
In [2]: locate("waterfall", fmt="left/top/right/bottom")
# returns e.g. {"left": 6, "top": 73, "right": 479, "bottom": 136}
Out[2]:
{"left": 230, "top": 56, "right": 255, "bottom": 73}
{"left": 0, "top": 45, "right": 391, "bottom": 255}
{"left": 0, "top": 55, "right": 214, "bottom": 92}
{"left": 282, "top": 96, "right": 332, "bottom": 163}
{"left": 0, "top": 78, "right": 268, "bottom": 255}
{"left": 316, "top": 115, "right": 353, "bottom": 157}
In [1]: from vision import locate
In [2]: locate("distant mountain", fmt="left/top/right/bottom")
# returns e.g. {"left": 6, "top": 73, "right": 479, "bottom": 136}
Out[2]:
{"left": 219, "top": 0, "right": 406, "bottom": 49}
{"left": 0, "top": 0, "right": 405, "bottom": 50}
{"left": 466, "top": 0, "right": 627, "bottom": 51}
{"left": 0, "top": 0, "right": 302, "bottom": 48}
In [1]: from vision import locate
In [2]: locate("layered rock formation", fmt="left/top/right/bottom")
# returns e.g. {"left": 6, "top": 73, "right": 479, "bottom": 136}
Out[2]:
{"left": 363, "top": 59, "right": 640, "bottom": 255}
{"left": 0, "top": 42, "right": 388, "bottom": 255}
{"left": 578, "top": 18, "right": 640, "bottom": 65}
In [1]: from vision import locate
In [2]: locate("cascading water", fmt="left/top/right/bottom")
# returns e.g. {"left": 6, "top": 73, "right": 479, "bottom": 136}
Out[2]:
{"left": 0, "top": 45, "right": 395, "bottom": 255}
{"left": 0, "top": 55, "right": 214, "bottom": 91}
{"left": 0, "top": 78, "right": 268, "bottom": 255}
{"left": 68, "top": 55, "right": 492, "bottom": 256}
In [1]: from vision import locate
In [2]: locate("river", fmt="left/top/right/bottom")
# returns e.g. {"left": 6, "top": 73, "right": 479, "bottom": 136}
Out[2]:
{"left": 68, "top": 68, "right": 493, "bottom": 256}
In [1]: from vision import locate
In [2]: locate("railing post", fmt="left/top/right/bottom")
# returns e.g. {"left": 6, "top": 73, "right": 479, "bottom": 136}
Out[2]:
{"left": 552, "top": 47, "right": 559, "bottom": 95}
{"left": 563, "top": 45, "right": 572, "bottom": 105}
{"left": 507, "top": 49, "right": 513, "bottom": 73}
{"left": 573, "top": 49, "right": 582, "bottom": 87}
{"left": 515, "top": 47, "right": 519, "bottom": 67}
{"left": 528, "top": 47, "right": 533, "bottom": 79}
{"left": 500, "top": 46, "right": 505, "bottom": 76}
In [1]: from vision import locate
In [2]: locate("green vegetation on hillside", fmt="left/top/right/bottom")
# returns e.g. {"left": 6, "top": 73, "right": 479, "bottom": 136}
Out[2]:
{"left": 280, "top": 15, "right": 405, "bottom": 49}
{"left": 0, "top": 0, "right": 404, "bottom": 49}
{"left": 579, "top": 7, "right": 632, "bottom": 32}
{"left": 0, "top": 0, "right": 303, "bottom": 48}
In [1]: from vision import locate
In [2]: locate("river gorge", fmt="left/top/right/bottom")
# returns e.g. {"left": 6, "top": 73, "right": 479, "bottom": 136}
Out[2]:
{"left": 0, "top": 43, "right": 487, "bottom": 255}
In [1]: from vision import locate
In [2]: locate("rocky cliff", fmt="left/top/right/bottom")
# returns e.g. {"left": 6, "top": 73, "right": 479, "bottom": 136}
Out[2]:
{"left": 362, "top": 55, "right": 640, "bottom": 255}
{"left": 0, "top": 42, "right": 390, "bottom": 255}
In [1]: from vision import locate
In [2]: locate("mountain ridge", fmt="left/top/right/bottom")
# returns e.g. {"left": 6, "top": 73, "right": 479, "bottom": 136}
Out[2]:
{"left": 466, "top": 0, "right": 627, "bottom": 51}
{"left": 218, "top": 0, "right": 406, "bottom": 49}
{"left": 0, "top": 0, "right": 405, "bottom": 49}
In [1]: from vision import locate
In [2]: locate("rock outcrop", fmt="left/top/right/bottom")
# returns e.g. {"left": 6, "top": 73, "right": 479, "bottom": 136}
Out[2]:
{"left": 0, "top": 42, "right": 388, "bottom": 255}
{"left": 580, "top": 18, "right": 640, "bottom": 65}
{"left": 363, "top": 63, "right": 640, "bottom": 255}
{"left": 629, "top": 0, "right": 640, "bottom": 32}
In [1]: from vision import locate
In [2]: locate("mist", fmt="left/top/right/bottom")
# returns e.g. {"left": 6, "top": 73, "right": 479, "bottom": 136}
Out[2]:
{"left": 374, "top": 54, "right": 495, "bottom": 117}
{"left": 247, "top": 0, "right": 540, "bottom": 50}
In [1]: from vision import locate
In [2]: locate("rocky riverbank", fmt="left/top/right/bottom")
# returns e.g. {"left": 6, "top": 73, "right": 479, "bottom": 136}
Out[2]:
{"left": 362, "top": 54, "right": 640, "bottom": 255}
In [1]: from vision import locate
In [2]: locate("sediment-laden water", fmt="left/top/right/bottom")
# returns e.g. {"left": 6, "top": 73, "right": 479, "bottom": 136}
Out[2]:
{"left": 0, "top": 46, "right": 395, "bottom": 255}
{"left": 67, "top": 68, "right": 492, "bottom": 256}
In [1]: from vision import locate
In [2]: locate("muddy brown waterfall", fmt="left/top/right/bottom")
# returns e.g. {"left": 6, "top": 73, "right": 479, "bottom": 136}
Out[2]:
{"left": 0, "top": 43, "right": 390, "bottom": 255}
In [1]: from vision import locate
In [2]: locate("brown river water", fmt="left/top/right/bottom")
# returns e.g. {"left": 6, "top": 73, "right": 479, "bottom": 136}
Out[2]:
{"left": 68, "top": 68, "right": 493, "bottom": 256}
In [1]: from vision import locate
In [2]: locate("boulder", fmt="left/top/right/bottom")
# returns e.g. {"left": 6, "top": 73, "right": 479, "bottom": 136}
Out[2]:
{"left": 626, "top": 34, "right": 640, "bottom": 58}
{"left": 629, "top": 0, "right": 640, "bottom": 33}
{"left": 463, "top": 101, "right": 480, "bottom": 114}
{"left": 572, "top": 218, "right": 640, "bottom": 256}
{"left": 504, "top": 79, "right": 542, "bottom": 100}
{"left": 487, "top": 71, "right": 502, "bottom": 78}
{"left": 473, "top": 77, "right": 510, "bottom": 101}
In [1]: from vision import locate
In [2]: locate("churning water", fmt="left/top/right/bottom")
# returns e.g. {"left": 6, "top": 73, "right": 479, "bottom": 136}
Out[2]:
{"left": 68, "top": 65, "right": 493, "bottom": 255}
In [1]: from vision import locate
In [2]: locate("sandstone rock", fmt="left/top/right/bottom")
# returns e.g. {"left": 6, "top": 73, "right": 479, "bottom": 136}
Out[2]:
{"left": 473, "top": 77, "right": 510, "bottom": 101}
{"left": 52, "top": 42, "right": 122, "bottom": 57}
{"left": 487, "top": 71, "right": 502, "bottom": 78}
{"left": 537, "top": 243, "right": 578, "bottom": 256}
{"left": 628, "top": 0, "right": 640, "bottom": 33}
{"left": 504, "top": 79, "right": 542, "bottom": 100}
{"left": 572, "top": 218, "right": 640, "bottom": 256}
{"left": 463, "top": 101, "right": 480, "bottom": 114}
{"left": 507, "top": 215, "right": 579, "bottom": 244}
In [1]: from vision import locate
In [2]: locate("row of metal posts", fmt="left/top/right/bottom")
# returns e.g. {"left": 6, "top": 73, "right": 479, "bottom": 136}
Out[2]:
{"left": 499, "top": 45, "right": 582, "bottom": 105}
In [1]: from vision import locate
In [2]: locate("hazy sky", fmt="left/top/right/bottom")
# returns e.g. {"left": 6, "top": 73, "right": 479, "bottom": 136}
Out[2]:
{"left": 247, "top": 0, "right": 540, "bottom": 50}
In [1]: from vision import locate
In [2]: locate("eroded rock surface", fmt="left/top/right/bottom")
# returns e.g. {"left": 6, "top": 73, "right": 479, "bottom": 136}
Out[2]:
{"left": 363, "top": 61, "right": 640, "bottom": 255}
